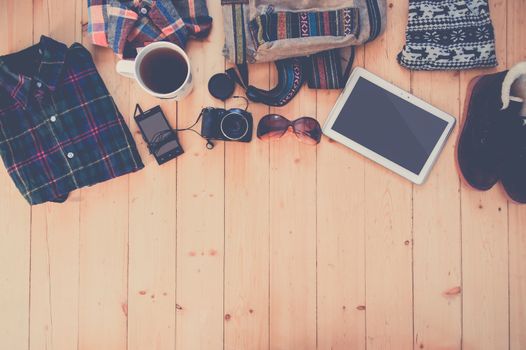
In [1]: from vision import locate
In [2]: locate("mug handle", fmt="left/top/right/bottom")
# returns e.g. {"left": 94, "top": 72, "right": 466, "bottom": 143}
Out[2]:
{"left": 116, "top": 60, "right": 136, "bottom": 79}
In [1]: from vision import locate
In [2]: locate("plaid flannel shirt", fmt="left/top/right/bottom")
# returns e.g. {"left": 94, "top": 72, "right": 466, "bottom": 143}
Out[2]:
{"left": 88, "top": 0, "right": 212, "bottom": 57}
{"left": 0, "top": 36, "right": 144, "bottom": 205}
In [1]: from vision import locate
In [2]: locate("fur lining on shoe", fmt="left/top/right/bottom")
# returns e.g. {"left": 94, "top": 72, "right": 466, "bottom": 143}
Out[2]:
{"left": 501, "top": 61, "right": 526, "bottom": 110}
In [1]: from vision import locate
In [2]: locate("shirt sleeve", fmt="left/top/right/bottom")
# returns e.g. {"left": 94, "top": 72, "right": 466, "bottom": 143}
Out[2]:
{"left": 172, "top": 0, "right": 212, "bottom": 39}
{"left": 147, "top": 0, "right": 189, "bottom": 47}
{"left": 88, "top": 0, "right": 138, "bottom": 56}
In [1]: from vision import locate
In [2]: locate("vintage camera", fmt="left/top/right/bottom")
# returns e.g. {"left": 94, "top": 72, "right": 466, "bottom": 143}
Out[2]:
{"left": 201, "top": 107, "right": 253, "bottom": 147}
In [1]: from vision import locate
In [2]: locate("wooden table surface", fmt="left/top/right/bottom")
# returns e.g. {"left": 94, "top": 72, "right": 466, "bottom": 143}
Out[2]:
{"left": 1, "top": 0, "right": 525, "bottom": 349}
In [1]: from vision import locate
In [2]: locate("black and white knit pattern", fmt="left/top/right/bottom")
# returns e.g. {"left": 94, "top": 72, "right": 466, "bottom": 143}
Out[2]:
{"left": 397, "top": 0, "right": 498, "bottom": 70}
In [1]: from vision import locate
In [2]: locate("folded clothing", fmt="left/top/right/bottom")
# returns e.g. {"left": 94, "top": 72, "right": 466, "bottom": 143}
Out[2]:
{"left": 88, "top": 0, "right": 212, "bottom": 58}
{"left": 398, "top": 0, "right": 498, "bottom": 70}
{"left": 0, "top": 36, "right": 144, "bottom": 205}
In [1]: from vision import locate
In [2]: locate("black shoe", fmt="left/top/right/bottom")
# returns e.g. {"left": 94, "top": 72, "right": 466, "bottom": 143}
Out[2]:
{"left": 457, "top": 71, "right": 508, "bottom": 191}
{"left": 499, "top": 62, "right": 526, "bottom": 203}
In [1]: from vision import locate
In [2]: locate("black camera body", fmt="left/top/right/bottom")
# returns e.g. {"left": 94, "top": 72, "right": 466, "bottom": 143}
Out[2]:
{"left": 201, "top": 107, "right": 253, "bottom": 144}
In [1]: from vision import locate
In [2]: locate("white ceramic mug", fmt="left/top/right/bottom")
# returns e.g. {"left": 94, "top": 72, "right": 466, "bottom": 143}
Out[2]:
{"left": 116, "top": 42, "right": 193, "bottom": 100}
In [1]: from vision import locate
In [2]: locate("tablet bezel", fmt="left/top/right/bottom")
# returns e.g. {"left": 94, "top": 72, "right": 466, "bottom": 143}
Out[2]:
{"left": 322, "top": 67, "right": 456, "bottom": 185}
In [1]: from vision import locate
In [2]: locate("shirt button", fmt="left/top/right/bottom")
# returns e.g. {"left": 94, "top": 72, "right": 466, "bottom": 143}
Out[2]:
{"left": 67, "top": 152, "right": 74, "bottom": 159}
{"left": 50, "top": 116, "right": 57, "bottom": 122}
{"left": 36, "top": 82, "right": 42, "bottom": 88}
{"left": 140, "top": 7, "right": 148, "bottom": 14}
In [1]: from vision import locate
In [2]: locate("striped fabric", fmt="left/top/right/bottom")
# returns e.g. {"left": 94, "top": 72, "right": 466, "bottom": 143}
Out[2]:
{"left": 365, "top": 0, "right": 383, "bottom": 43}
{"left": 246, "top": 58, "right": 305, "bottom": 107}
{"left": 307, "top": 49, "right": 345, "bottom": 89}
{"left": 221, "top": 1, "right": 386, "bottom": 93}
{"left": 250, "top": 8, "right": 360, "bottom": 48}
{"left": 87, "top": 0, "right": 212, "bottom": 58}
{"left": 231, "top": 4, "right": 247, "bottom": 65}
{"left": 0, "top": 36, "right": 144, "bottom": 205}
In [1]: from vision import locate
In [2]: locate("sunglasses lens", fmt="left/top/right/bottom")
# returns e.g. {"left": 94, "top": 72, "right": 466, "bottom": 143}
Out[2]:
{"left": 257, "top": 114, "right": 290, "bottom": 140}
{"left": 293, "top": 117, "right": 322, "bottom": 144}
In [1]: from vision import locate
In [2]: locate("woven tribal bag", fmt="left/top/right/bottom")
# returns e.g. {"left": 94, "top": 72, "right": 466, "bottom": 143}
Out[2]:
{"left": 220, "top": 0, "right": 386, "bottom": 105}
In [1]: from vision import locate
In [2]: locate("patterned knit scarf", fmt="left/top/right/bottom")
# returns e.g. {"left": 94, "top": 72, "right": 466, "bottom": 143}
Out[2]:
{"left": 398, "top": 0, "right": 498, "bottom": 70}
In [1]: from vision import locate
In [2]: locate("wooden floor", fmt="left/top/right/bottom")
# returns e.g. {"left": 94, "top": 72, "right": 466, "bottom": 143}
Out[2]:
{"left": 1, "top": 0, "right": 525, "bottom": 349}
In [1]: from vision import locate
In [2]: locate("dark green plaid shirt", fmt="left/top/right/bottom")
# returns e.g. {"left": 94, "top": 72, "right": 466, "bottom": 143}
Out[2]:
{"left": 0, "top": 36, "right": 144, "bottom": 205}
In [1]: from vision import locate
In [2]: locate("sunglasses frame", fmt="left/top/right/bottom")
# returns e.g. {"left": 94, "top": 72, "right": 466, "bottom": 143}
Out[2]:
{"left": 257, "top": 114, "right": 322, "bottom": 144}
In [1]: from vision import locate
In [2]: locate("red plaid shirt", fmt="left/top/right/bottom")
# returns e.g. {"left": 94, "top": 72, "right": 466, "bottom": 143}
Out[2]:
{"left": 87, "top": 0, "right": 212, "bottom": 58}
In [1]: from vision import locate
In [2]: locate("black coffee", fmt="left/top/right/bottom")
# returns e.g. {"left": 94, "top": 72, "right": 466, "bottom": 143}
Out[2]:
{"left": 140, "top": 48, "right": 188, "bottom": 94}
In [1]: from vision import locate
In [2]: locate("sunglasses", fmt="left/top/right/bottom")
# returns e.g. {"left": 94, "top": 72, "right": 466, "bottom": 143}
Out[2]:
{"left": 257, "top": 114, "right": 322, "bottom": 145}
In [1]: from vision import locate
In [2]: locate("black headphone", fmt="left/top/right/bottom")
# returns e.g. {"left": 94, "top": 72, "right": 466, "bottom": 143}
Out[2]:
{"left": 207, "top": 58, "right": 306, "bottom": 107}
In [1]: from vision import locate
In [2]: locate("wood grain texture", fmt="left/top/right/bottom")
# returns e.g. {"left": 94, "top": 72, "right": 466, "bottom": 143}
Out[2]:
{"left": 507, "top": 0, "right": 526, "bottom": 348}
{"left": 411, "top": 70, "right": 462, "bottom": 350}
{"left": 29, "top": 2, "right": 81, "bottom": 350}
{"left": 175, "top": 0, "right": 225, "bottom": 349}
{"left": 510, "top": 205, "right": 526, "bottom": 350}
{"left": 316, "top": 47, "right": 366, "bottom": 350}
{"left": 460, "top": 1, "right": 510, "bottom": 349}
{"left": 77, "top": 2, "right": 130, "bottom": 350}
{"left": 363, "top": 1, "right": 414, "bottom": 349}
{"left": 224, "top": 62, "right": 270, "bottom": 350}
{"left": 127, "top": 92, "right": 177, "bottom": 350}
{"left": 0, "top": 2, "right": 32, "bottom": 350}
{"left": 268, "top": 57, "right": 317, "bottom": 350}
{"left": 0, "top": 1, "right": 525, "bottom": 350}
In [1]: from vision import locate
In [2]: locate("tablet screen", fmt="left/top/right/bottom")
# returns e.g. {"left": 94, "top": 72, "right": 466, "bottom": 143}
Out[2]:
{"left": 331, "top": 77, "right": 449, "bottom": 175}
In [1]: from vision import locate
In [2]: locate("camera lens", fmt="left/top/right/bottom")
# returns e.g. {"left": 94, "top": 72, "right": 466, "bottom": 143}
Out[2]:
{"left": 220, "top": 112, "right": 249, "bottom": 140}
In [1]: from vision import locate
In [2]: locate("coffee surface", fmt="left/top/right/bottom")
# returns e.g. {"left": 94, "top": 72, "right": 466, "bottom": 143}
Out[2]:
{"left": 140, "top": 48, "right": 188, "bottom": 94}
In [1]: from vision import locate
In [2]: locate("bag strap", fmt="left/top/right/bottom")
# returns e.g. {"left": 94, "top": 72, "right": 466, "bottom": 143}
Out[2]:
{"left": 229, "top": 3, "right": 248, "bottom": 65}
{"left": 305, "top": 47, "right": 355, "bottom": 90}
{"left": 365, "top": 0, "right": 383, "bottom": 43}
{"left": 229, "top": 48, "right": 355, "bottom": 106}
{"left": 245, "top": 58, "right": 306, "bottom": 107}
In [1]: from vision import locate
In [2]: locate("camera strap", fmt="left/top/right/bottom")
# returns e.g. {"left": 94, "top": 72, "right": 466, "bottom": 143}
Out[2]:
{"left": 173, "top": 109, "right": 218, "bottom": 149}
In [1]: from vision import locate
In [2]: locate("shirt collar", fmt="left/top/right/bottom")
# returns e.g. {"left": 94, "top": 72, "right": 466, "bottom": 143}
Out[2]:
{"left": 0, "top": 35, "right": 67, "bottom": 109}
{"left": 37, "top": 35, "right": 68, "bottom": 91}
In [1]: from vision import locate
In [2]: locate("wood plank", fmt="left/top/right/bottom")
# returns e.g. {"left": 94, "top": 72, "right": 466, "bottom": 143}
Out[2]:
{"left": 0, "top": 2, "right": 524, "bottom": 350}
{"left": 509, "top": 205, "right": 526, "bottom": 350}
{"left": 268, "top": 62, "right": 317, "bottom": 350}
{"left": 507, "top": 0, "right": 526, "bottom": 348}
{"left": 363, "top": 1, "right": 414, "bottom": 349}
{"left": 411, "top": 70, "right": 462, "bottom": 350}
{"left": 29, "top": 2, "right": 81, "bottom": 350}
{"left": 316, "top": 47, "right": 366, "bottom": 350}
{"left": 223, "top": 62, "right": 270, "bottom": 350}
{"left": 460, "top": 0, "right": 509, "bottom": 349}
{"left": 0, "top": 1, "right": 33, "bottom": 350}
{"left": 127, "top": 90, "right": 177, "bottom": 350}
{"left": 175, "top": 0, "right": 225, "bottom": 348}
{"left": 77, "top": 2, "right": 131, "bottom": 349}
